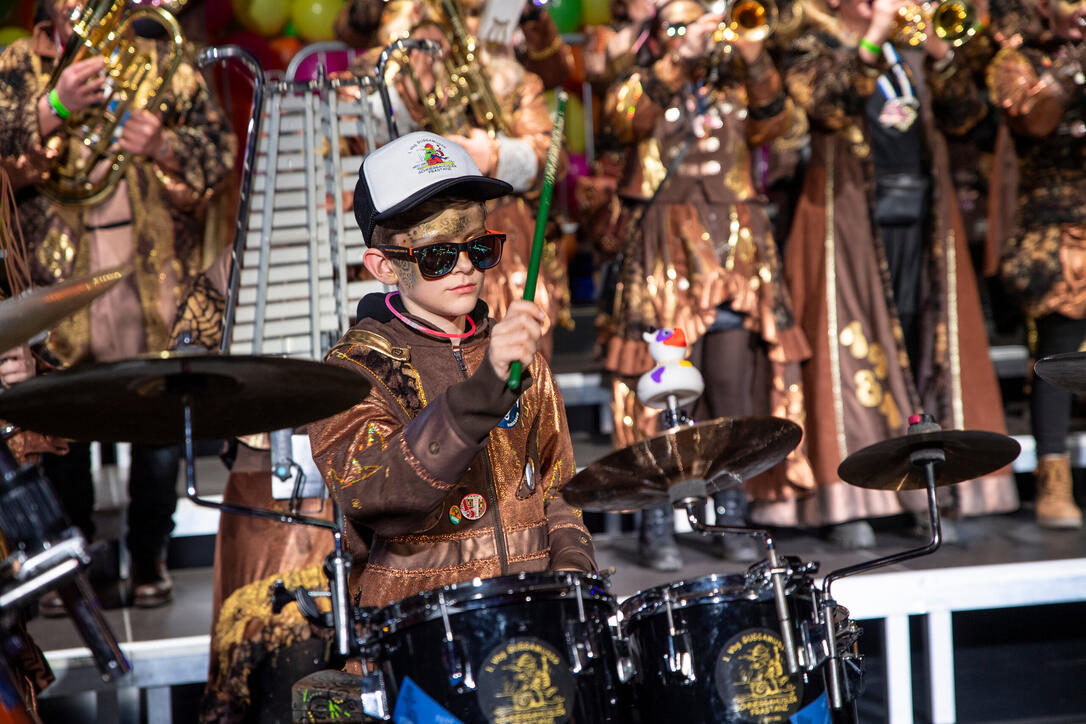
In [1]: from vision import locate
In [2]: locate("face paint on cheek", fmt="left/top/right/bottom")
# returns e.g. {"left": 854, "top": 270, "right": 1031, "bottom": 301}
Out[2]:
{"left": 393, "top": 260, "right": 419, "bottom": 290}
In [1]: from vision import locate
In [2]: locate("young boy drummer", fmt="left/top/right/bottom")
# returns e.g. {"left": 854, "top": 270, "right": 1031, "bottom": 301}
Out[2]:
{"left": 309, "top": 132, "right": 596, "bottom": 609}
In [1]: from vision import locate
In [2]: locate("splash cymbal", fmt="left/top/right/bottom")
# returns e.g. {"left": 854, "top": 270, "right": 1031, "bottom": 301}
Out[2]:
{"left": 0, "top": 352, "right": 370, "bottom": 444}
{"left": 1035, "top": 352, "right": 1086, "bottom": 395}
{"left": 562, "top": 417, "right": 801, "bottom": 512}
{"left": 0, "top": 264, "right": 131, "bottom": 353}
{"left": 837, "top": 429, "right": 1019, "bottom": 491}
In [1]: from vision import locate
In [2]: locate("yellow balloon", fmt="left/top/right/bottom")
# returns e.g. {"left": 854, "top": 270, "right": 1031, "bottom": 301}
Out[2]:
{"left": 580, "top": 0, "right": 612, "bottom": 27}
{"left": 563, "top": 93, "right": 586, "bottom": 155}
{"left": 0, "top": 25, "right": 29, "bottom": 47}
{"left": 290, "top": 0, "right": 343, "bottom": 42}
{"left": 232, "top": 0, "right": 290, "bottom": 37}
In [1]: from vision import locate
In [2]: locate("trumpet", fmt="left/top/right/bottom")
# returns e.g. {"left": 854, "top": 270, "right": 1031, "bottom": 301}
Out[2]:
{"left": 41, "top": 0, "right": 185, "bottom": 206}
{"left": 894, "top": 0, "right": 979, "bottom": 48}
{"left": 712, "top": 0, "right": 777, "bottom": 45}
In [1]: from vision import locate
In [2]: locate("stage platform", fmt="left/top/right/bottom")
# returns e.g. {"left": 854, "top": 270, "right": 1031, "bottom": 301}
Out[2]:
{"left": 28, "top": 507, "right": 1086, "bottom": 724}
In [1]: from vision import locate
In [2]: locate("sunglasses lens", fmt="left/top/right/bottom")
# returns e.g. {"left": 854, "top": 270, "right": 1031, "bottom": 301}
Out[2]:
{"left": 468, "top": 235, "right": 503, "bottom": 270}
{"left": 417, "top": 243, "right": 459, "bottom": 278}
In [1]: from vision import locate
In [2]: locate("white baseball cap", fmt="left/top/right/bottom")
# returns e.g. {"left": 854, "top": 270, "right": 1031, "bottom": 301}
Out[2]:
{"left": 354, "top": 131, "right": 512, "bottom": 244}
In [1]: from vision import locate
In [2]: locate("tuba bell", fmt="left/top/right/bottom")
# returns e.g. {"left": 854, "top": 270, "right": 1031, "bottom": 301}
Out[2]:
{"left": 382, "top": 0, "right": 510, "bottom": 139}
{"left": 893, "top": 0, "right": 979, "bottom": 48}
{"left": 40, "top": 0, "right": 185, "bottom": 206}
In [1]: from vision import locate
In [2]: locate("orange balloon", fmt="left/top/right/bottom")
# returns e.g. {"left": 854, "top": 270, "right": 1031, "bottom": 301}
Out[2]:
{"left": 269, "top": 35, "right": 303, "bottom": 67}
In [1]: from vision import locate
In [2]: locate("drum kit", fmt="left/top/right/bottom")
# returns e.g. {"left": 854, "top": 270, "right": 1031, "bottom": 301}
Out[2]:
{"left": 0, "top": 273, "right": 1042, "bottom": 723}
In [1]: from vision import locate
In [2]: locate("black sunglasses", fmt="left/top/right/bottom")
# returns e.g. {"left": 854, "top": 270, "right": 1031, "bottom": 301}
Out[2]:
{"left": 375, "top": 231, "right": 507, "bottom": 280}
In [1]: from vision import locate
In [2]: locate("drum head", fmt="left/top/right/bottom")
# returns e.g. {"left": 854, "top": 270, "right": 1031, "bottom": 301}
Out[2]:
{"left": 368, "top": 570, "right": 614, "bottom": 637}
{"left": 619, "top": 573, "right": 767, "bottom": 626}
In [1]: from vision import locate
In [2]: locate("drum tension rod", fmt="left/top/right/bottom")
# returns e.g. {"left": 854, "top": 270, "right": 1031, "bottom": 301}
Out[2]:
{"left": 678, "top": 495, "right": 802, "bottom": 677}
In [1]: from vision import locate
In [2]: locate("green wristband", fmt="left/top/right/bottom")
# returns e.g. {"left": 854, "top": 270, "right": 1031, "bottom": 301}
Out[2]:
{"left": 48, "top": 88, "right": 70, "bottom": 120}
{"left": 859, "top": 37, "right": 882, "bottom": 57}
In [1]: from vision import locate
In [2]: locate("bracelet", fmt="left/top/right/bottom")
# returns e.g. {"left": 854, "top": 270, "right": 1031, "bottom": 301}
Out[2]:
{"left": 859, "top": 37, "right": 882, "bottom": 57}
{"left": 48, "top": 88, "right": 71, "bottom": 120}
{"left": 525, "top": 34, "right": 562, "bottom": 61}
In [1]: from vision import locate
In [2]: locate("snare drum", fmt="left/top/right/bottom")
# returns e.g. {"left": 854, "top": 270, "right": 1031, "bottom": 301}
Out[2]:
{"left": 364, "top": 571, "right": 629, "bottom": 723}
{"left": 620, "top": 573, "right": 829, "bottom": 724}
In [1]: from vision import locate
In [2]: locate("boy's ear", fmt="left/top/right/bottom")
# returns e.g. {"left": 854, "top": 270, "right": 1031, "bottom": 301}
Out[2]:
{"left": 362, "top": 248, "right": 402, "bottom": 285}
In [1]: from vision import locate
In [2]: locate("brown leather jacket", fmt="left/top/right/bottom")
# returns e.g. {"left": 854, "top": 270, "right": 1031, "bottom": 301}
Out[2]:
{"left": 309, "top": 294, "right": 595, "bottom": 608}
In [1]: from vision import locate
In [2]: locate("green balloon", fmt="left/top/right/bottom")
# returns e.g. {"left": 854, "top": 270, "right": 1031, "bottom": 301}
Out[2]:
{"left": 546, "top": 0, "right": 582, "bottom": 33}
{"left": 290, "top": 0, "right": 344, "bottom": 42}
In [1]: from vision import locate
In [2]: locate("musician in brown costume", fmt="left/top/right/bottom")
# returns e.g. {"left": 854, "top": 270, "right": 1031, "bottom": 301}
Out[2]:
{"left": 987, "top": 0, "right": 1085, "bottom": 528}
{"left": 749, "top": 0, "right": 1018, "bottom": 545}
{"left": 599, "top": 0, "right": 814, "bottom": 568}
{"left": 309, "top": 132, "right": 595, "bottom": 609}
{"left": 335, "top": 0, "right": 572, "bottom": 358}
{"left": 0, "top": 0, "right": 236, "bottom": 605}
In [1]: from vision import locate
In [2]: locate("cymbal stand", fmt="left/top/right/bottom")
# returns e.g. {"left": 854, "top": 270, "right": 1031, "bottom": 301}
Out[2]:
{"left": 820, "top": 414, "right": 945, "bottom": 710}
{"left": 179, "top": 392, "right": 352, "bottom": 658}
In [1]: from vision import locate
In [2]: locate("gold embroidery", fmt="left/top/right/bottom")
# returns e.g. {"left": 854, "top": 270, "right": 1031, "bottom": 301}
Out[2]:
{"left": 36, "top": 228, "right": 74, "bottom": 279}
{"left": 327, "top": 329, "right": 410, "bottom": 362}
{"left": 824, "top": 139, "right": 847, "bottom": 459}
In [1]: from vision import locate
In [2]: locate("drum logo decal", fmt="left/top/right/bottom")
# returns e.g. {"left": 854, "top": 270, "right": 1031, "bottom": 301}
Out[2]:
{"left": 477, "top": 638, "right": 574, "bottom": 724}
{"left": 460, "top": 493, "right": 487, "bottom": 520}
{"left": 715, "top": 628, "right": 802, "bottom": 723}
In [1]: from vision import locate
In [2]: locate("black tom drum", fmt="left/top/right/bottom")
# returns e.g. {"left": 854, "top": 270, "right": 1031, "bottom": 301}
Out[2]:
{"left": 364, "top": 570, "right": 629, "bottom": 724}
{"left": 620, "top": 571, "right": 830, "bottom": 724}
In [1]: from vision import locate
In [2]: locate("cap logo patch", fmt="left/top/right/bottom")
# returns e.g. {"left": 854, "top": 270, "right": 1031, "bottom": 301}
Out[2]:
{"left": 412, "top": 139, "right": 456, "bottom": 174}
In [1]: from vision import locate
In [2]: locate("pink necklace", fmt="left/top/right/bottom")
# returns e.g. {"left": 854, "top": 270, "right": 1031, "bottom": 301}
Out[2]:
{"left": 384, "top": 292, "right": 477, "bottom": 340}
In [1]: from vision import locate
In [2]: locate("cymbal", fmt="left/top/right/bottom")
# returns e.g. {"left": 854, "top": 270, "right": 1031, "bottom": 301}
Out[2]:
{"left": 0, "top": 264, "right": 131, "bottom": 353}
{"left": 562, "top": 417, "right": 801, "bottom": 512}
{"left": 837, "top": 429, "right": 1020, "bottom": 491}
{"left": 1035, "top": 352, "right": 1086, "bottom": 394}
{"left": 0, "top": 352, "right": 371, "bottom": 444}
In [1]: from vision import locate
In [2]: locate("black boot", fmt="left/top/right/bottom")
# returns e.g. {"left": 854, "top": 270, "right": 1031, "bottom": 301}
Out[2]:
{"left": 638, "top": 506, "right": 682, "bottom": 571}
{"left": 712, "top": 489, "right": 761, "bottom": 562}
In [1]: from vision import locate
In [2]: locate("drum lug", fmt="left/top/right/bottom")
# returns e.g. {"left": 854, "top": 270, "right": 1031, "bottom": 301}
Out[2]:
{"left": 441, "top": 637, "right": 477, "bottom": 692}
{"left": 437, "top": 591, "right": 476, "bottom": 692}
{"left": 564, "top": 619, "right": 599, "bottom": 674}
{"left": 360, "top": 670, "right": 393, "bottom": 721}
{"left": 664, "top": 629, "right": 697, "bottom": 685}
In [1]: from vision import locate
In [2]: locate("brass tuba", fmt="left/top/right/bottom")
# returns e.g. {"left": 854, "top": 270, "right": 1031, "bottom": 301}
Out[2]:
{"left": 41, "top": 0, "right": 185, "bottom": 206}
{"left": 387, "top": 0, "right": 510, "bottom": 138}
{"left": 893, "top": 0, "right": 979, "bottom": 48}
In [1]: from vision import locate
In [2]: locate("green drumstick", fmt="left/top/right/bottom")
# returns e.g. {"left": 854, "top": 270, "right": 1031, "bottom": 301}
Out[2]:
{"left": 507, "top": 89, "right": 567, "bottom": 391}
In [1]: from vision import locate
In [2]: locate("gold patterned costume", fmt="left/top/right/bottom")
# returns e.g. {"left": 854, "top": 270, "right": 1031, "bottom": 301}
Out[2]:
{"left": 0, "top": 24, "right": 236, "bottom": 365}
{"left": 750, "top": 10, "right": 1018, "bottom": 526}
{"left": 598, "top": 10, "right": 814, "bottom": 496}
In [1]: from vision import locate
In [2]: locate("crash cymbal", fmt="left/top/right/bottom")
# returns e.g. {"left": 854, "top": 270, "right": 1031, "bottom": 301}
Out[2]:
{"left": 562, "top": 416, "right": 801, "bottom": 512}
{"left": 837, "top": 429, "right": 1020, "bottom": 491}
{"left": 1035, "top": 352, "right": 1086, "bottom": 394}
{"left": 0, "top": 264, "right": 131, "bottom": 353}
{"left": 0, "top": 352, "right": 370, "bottom": 444}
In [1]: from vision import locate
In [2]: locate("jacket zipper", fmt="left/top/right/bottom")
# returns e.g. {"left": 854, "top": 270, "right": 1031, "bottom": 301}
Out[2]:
{"left": 452, "top": 347, "right": 509, "bottom": 575}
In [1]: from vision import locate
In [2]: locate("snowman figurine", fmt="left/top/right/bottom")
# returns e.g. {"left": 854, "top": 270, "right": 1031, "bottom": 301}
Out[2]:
{"left": 636, "top": 328, "right": 705, "bottom": 427}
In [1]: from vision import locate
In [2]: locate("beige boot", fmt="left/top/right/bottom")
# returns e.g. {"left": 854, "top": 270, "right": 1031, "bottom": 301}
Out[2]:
{"left": 1035, "top": 454, "right": 1083, "bottom": 529}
